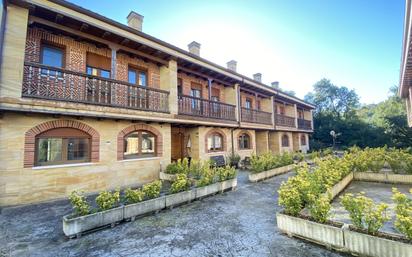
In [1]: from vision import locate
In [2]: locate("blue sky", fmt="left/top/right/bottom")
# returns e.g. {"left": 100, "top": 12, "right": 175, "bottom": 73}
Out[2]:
{"left": 69, "top": 0, "right": 405, "bottom": 104}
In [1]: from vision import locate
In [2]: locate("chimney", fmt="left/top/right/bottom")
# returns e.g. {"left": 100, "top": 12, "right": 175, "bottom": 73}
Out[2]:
{"left": 127, "top": 11, "right": 144, "bottom": 31}
{"left": 253, "top": 73, "right": 262, "bottom": 83}
{"left": 188, "top": 41, "right": 201, "bottom": 56}
{"left": 227, "top": 60, "right": 237, "bottom": 72}
{"left": 271, "top": 81, "right": 279, "bottom": 89}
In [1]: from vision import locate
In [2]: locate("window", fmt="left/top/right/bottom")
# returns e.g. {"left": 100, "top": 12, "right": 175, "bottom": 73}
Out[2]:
{"left": 190, "top": 86, "right": 201, "bottom": 110}
{"left": 35, "top": 128, "right": 90, "bottom": 166}
{"left": 128, "top": 67, "right": 147, "bottom": 86}
{"left": 298, "top": 109, "right": 304, "bottom": 119}
{"left": 245, "top": 98, "right": 252, "bottom": 109}
{"left": 177, "top": 78, "right": 183, "bottom": 96}
{"left": 277, "top": 105, "right": 285, "bottom": 115}
{"left": 301, "top": 135, "right": 307, "bottom": 146}
{"left": 238, "top": 133, "right": 251, "bottom": 150}
{"left": 207, "top": 132, "right": 223, "bottom": 151}
{"left": 281, "top": 134, "right": 289, "bottom": 147}
{"left": 86, "top": 52, "right": 111, "bottom": 78}
{"left": 124, "top": 130, "right": 156, "bottom": 159}
{"left": 41, "top": 45, "right": 64, "bottom": 76}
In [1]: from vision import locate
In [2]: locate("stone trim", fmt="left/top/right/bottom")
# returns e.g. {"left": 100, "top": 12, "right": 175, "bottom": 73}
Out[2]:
{"left": 117, "top": 124, "right": 163, "bottom": 160}
{"left": 24, "top": 120, "right": 100, "bottom": 168}
{"left": 204, "top": 128, "right": 227, "bottom": 153}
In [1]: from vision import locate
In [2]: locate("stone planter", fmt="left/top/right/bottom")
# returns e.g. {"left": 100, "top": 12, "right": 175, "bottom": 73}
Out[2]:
{"left": 165, "top": 190, "right": 196, "bottom": 208}
{"left": 124, "top": 196, "right": 166, "bottom": 220}
{"left": 326, "top": 172, "right": 354, "bottom": 199}
{"left": 354, "top": 172, "right": 412, "bottom": 184}
{"left": 63, "top": 206, "right": 124, "bottom": 238}
{"left": 276, "top": 213, "right": 345, "bottom": 250}
{"left": 343, "top": 227, "right": 412, "bottom": 257}
{"left": 159, "top": 172, "right": 176, "bottom": 181}
{"left": 195, "top": 183, "right": 220, "bottom": 199}
{"left": 218, "top": 178, "right": 237, "bottom": 192}
{"left": 248, "top": 164, "right": 295, "bottom": 182}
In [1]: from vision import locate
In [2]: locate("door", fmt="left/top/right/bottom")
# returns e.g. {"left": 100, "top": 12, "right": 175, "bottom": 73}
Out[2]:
{"left": 171, "top": 131, "right": 184, "bottom": 162}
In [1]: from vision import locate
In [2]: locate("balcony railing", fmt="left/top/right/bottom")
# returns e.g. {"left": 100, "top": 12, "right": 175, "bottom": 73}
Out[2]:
{"left": 178, "top": 95, "right": 236, "bottom": 121}
{"left": 275, "top": 114, "right": 296, "bottom": 128}
{"left": 241, "top": 107, "right": 272, "bottom": 125}
{"left": 298, "top": 118, "right": 312, "bottom": 130}
{"left": 22, "top": 62, "right": 169, "bottom": 113}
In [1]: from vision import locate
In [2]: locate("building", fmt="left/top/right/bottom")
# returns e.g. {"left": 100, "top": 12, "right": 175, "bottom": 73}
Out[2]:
{"left": 400, "top": 0, "right": 412, "bottom": 125}
{"left": 0, "top": 0, "right": 314, "bottom": 206}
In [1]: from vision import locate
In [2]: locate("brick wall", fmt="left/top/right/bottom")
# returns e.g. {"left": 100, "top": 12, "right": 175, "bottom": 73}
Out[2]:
{"left": 177, "top": 72, "right": 225, "bottom": 101}
{"left": 24, "top": 27, "right": 160, "bottom": 87}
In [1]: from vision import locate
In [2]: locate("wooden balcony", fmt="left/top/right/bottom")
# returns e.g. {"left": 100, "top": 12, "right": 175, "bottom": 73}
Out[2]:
{"left": 22, "top": 62, "right": 169, "bottom": 113}
{"left": 178, "top": 95, "right": 236, "bottom": 121}
{"left": 298, "top": 118, "right": 312, "bottom": 130}
{"left": 241, "top": 107, "right": 272, "bottom": 125}
{"left": 275, "top": 114, "right": 296, "bottom": 128}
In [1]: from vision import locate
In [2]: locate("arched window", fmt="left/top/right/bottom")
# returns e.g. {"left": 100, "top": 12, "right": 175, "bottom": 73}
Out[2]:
{"left": 281, "top": 134, "right": 289, "bottom": 147}
{"left": 300, "top": 135, "right": 307, "bottom": 146}
{"left": 207, "top": 132, "right": 224, "bottom": 152}
{"left": 35, "top": 128, "right": 91, "bottom": 166}
{"left": 124, "top": 130, "right": 156, "bottom": 159}
{"left": 238, "top": 133, "right": 251, "bottom": 150}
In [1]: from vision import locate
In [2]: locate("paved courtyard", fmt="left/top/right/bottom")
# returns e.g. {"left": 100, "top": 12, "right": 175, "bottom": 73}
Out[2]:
{"left": 0, "top": 171, "right": 349, "bottom": 257}
{"left": 331, "top": 181, "right": 411, "bottom": 234}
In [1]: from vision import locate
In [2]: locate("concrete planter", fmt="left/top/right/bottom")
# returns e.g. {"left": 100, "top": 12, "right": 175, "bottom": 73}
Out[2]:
{"left": 195, "top": 183, "right": 220, "bottom": 198}
{"left": 124, "top": 196, "right": 166, "bottom": 220}
{"left": 326, "top": 172, "right": 354, "bottom": 199}
{"left": 165, "top": 190, "right": 196, "bottom": 208}
{"left": 159, "top": 172, "right": 177, "bottom": 181}
{"left": 276, "top": 213, "right": 345, "bottom": 250}
{"left": 248, "top": 164, "right": 295, "bottom": 182}
{"left": 354, "top": 172, "right": 412, "bottom": 184}
{"left": 344, "top": 228, "right": 412, "bottom": 257}
{"left": 63, "top": 206, "right": 124, "bottom": 238}
{"left": 218, "top": 178, "right": 237, "bottom": 192}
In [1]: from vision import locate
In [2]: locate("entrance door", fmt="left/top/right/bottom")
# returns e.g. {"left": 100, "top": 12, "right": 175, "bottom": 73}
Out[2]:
{"left": 171, "top": 131, "right": 184, "bottom": 162}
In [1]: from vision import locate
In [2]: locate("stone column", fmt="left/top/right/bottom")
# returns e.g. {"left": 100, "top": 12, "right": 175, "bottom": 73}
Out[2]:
{"left": 294, "top": 104, "right": 298, "bottom": 128}
{"left": 160, "top": 59, "right": 178, "bottom": 114}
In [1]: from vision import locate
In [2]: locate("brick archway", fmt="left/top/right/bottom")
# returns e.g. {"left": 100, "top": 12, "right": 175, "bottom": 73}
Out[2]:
{"left": 205, "top": 128, "right": 227, "bottom": 152}
{"left": 236, "top": 130, "right": 253, "bottom": 150}
{"left": 117, "top": 124, "right": 163, "bottom": 160}
{"left": 24, "top": 120, "right": 100, "bottom": 168}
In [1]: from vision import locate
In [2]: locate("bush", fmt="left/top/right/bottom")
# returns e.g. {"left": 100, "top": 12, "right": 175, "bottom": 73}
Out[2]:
{"left": 278, "top": 178, "right": 304, "bottom": 216}
{"left": 124, "top": 188, "right": 144, "bottom": 204}
{"left": 69, "top": 191, "right": 90, "bottom": 217}
{"left": 321, "top": 148, "right": 333, "bottom": 157}
{"left": 196, "top": 164, "right": 215, "bottom": 187}
{"left": 250, "top": 152, "right": 294, "bottom": 173}
{"left": 216, "top": 165, "right": 236, "bottom": 182}
{"left": 293, "top": 152, "right": 304, "bottom": 162}
{"left": 165, "top": 158, "right": 190, "bottom": 174}
{"left": 340, "top": 192, "right": 389, "bottom": 235}
{"left": 392, "top": 188, "right": 412, "bottom": 240}
{"left": 95, "top": 190, "right": 120, "bottom": 211}
{"left": 170, "top": 174, "right": 191, "bottom": 194}
{"left": 142, "top": 180, "right": 162, "bottom": 199}
{"left": 307, "top": 193, "right": 331, "bottom": 223}
{"left": 226, "top": 152, "right": 241, "bottom": 167}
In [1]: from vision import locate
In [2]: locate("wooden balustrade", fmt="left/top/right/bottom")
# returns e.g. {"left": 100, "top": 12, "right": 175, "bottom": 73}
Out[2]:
{"left": 298, "top": 118, "right": 312, "bottom": 130}
{"left": 22, "top": 62, "right": 169, "bottom": 113}
{"left": 241, "top": 107, "right": 273, "bottom": 125}
{"left": 178, "top": 95, "right": 236, "bottom": 121}
{"left": 275, "top": 114, "right": 296, "bottom": 128}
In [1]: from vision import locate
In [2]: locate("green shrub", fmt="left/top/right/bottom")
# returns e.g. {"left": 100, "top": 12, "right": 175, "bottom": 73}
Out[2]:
{"left": 188, "top": 159, "right": 202, "bottom": 179}
{"left": 170, "top": 174, "right": 191, "bottom": 194}
{"left": 216, "top": 165, "right": 236, "bottom": 182}
{"left": 341, "top": 192, "right": 389, "bottom": 235}
{"left": 308, "top": 150, "right": 321, "bottom": 160}
{"left": 124, "top": 188, "right": 145, "bottom": 204}
{"left": 165, "top": 162, "right": 180, "bottom": 174}
{"left": 95, "top": 190, "right": 120, "bottom": 211}
{"left": 69, "top": 191, "right": 90, "bottom": 217}
{"left": 250, "top": 152, "right": 294, "bottom": 173}
{"left": 226, "top": 151, "right": 241, "bottom": 167}
{"left": 165, "top": 158, "right": 190, "bottom": 174}
{"left": 278, "top": 178, "right": 304, "bottom": 216}
{"left": 196, "top": 164, "right": 215, "bottom": 187}
{"left": 321, "top": 148, "right": 333, "bottom": 157}
{"left": 293, "top": 152, "right": 304, "bottom": 162}
{"left": 392, "top": 188, "right": 412, "bottom": 239}
{"left": 142, "top": 180, "right": 162, "bottom": 199}
{"left": 307, "top": 193, "right": 331, "bottom": 223}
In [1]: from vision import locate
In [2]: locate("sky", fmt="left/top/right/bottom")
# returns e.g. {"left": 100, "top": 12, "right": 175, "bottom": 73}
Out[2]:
{"left": 69, "top": 0, "right": 405, "bottom": 104}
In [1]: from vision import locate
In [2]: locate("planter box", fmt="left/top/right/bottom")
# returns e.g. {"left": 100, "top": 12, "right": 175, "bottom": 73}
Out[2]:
{"left": 354, "top": 172, "right": 412, "bottom": 184}
{"left": 343, "top": 228, "right": 412, "bottom": 257}
{"left": 195, "top": 183, "right": 220, "bottom": 199}
{"left": 165, "top": 190, "right": 196, "bottom": 207}
{"left": 326, "top": 172, "right": 354, "bottom": 199}
{"left": 218, "top": 178, "right": 237, "bottom": 192}
{"left": 159, "top": 172, "right": 176, "bottom": 181}
{"left": 124, "top": 196, "right": 166, "bottom": 220}
{"left": 248, "top": 164, "right": 295, "bottom": 182}
{"left": 277, "top": 213, "right": 345, "bottom": 250}
{"left": 63, "top": 206, "right": 124, "bottom": 238}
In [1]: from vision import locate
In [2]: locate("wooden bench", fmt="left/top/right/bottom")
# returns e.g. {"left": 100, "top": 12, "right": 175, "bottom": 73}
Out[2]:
{"left": 210, "top": 155, "right": 226, "bottom": 167}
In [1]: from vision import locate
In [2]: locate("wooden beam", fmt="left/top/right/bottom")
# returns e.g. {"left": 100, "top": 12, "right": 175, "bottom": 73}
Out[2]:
{"left": 178, "top": 66, "right": 234, "bottom": 87}
{"left": 29, "top": 16, "right": 169, "bottom": 66}
{"left": 120, "top": 38, "right": 130, "bottom": 45}
{"left": 239, "top": 86, "right": 270, "bottom": 98}
{"left": 55, "top": 13, "right": 64, "bottom": 23}
{"left": 80, "top": 23, "right": 89, "bottom": 31}
{"left": 102, "top": 31, "right": 111, "bottom": 39}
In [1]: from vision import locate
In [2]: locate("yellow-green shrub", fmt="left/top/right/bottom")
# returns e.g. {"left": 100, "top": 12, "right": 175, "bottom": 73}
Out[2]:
{"left": 170, "top": 174, "right": 191, "bottom": 194}
{"left": 216, "top": 165, "right": 236, "bottom": 182}
{"left": 124, "top": 188, "right": 144, "bottom": 204}
{"left": 95, "top": 190, "right": 120, "bottom": 211}
{"left": 69, "top": 191, "right": 90, "bottom": 217}
{"left": 143, "top": 180, "right": 162, "bottom": 199}
{"left": 392, "top": 188, "right": 412, "bottom": 239}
